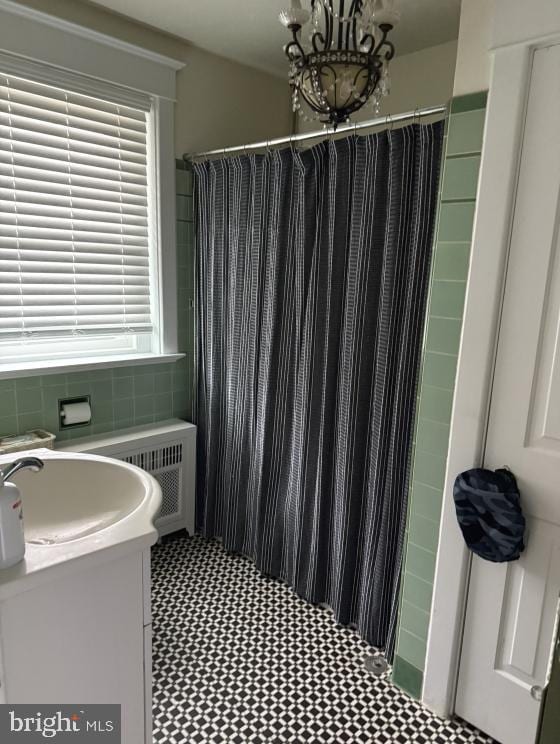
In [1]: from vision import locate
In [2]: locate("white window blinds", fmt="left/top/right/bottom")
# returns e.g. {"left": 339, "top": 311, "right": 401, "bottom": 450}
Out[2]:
{"left": 0, "top": 73, "right": 154, "bottom": 340}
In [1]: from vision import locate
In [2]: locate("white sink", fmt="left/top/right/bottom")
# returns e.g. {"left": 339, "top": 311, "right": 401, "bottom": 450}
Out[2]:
{"left": 0, "top": 449, "right": 161, "bottom": 598}
{"left": 14, "top": 455, "right": 159, "bottom": 545}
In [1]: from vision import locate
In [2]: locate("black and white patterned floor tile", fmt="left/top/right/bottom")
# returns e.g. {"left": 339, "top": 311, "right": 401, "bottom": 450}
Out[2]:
{"left": 152, "top": 534, "right": 495, "bottom": 744}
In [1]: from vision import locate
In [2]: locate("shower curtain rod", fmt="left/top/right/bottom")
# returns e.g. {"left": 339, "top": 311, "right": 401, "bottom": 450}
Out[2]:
{"left": 183, "top": 104, "right": 447, "bottom": 161}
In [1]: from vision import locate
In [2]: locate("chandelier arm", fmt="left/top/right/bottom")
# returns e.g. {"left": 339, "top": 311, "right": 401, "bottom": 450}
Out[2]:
{"left": 311, "top": 0, "right": 326, "bottom": 53}
{"left": 312, "top": 31, "right": 326, "bottom": 53}
{"left": 358, "top": 32, "right": 375, "bottom": 54}
{"left": 350, "top": 0, "right": 361, "bottom": 51}
{"left": 345, "top": 1, "right": 352, "bottom": 50}
{"left": 337, "top": 0, "right": 344, "bottom": 49}
{"left": 285, "top": 26, "right": 306, "bottom": 61}
{"left": 326, "top": 0, "right": 334, "bottom": 49}
{"left": 345, "top": 0, "right": 361, "bottom": 49}
{"left": 381, "top": 39, "right": 395, "bottom": 62}
{"left": 372, "top": 24, "right": 395, "bottom": 60}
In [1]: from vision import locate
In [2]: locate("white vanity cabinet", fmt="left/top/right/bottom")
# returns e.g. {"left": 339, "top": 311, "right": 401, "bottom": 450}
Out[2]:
{"left": 0, "top": 449, "right": 161, "bottom": 743}
{"left": 0, "top": 547, "right": 154, "bottom": 744}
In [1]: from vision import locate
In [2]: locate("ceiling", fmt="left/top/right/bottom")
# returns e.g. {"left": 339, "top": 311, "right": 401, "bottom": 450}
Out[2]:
{"left": 89, "top": 0, "right": 461, "bottom": 78}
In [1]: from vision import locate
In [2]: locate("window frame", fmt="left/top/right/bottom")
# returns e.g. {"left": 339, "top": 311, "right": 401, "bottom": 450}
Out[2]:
{"left": 0, "top": 2, "right": 184, "bottom": 377}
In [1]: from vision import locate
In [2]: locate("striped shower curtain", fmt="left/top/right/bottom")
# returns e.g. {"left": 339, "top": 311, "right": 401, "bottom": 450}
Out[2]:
{"left": 193, "top": 121, "right": 444, "bottom": 656}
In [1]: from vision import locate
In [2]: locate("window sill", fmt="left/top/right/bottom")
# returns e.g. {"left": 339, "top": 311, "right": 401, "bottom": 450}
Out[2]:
{"left": 0, "top": 353, "right": 186, "bottom": 380}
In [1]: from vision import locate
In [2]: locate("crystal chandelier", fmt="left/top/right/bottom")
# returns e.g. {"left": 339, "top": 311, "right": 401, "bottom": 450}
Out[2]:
{"left": 279, "top": 0, "right": 400, "bottom": 127}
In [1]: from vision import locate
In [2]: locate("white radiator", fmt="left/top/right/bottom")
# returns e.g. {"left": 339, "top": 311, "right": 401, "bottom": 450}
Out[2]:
{"left": 59, "top": 419, "right": 196, "bottom": 537}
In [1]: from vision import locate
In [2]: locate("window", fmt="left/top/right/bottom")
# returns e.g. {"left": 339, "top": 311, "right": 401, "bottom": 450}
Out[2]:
{"left": 0, "top": 71, "right": 161, "bottom": 367}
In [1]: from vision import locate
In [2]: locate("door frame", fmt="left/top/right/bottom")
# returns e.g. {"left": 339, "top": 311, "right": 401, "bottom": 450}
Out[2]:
{"left": 422, "top": 28, "right": 560, "bottom": 717}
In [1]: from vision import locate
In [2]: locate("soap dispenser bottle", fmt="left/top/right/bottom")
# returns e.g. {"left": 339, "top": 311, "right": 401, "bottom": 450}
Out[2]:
{"left": 0, "top": 457, "right": 44, "bottom": 569}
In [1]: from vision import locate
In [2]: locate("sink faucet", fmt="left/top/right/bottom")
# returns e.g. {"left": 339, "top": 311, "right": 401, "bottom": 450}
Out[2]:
{"left": 0, "top": 457, "right": 44, "bottom": 486}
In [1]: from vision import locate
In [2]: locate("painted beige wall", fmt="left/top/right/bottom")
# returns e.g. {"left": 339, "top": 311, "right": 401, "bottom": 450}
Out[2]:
{"left": 175, "top": 46, "right": 291, "bottom": 156}
{"left": 12, "top": 0, "right": 292, "bottom": 156}
{"left": 380, "top": 40, "right": 457, "bottom": 116}
{"left": 453, "top": 0, "right": 494, "bottom": 95}
{"left": 297, "top": 40, "right": 458, "bottom": 133}
{"left": 491, "top": 0, "right": 560, "bottom": 49}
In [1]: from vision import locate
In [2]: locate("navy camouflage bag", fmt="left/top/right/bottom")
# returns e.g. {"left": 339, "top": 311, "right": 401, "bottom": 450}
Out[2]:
{"left": 453, "top": 468, "right": 526, "bottom": 562}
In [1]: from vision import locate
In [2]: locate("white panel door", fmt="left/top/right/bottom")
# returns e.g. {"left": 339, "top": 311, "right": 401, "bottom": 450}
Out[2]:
{"left": 456, "top": 43, "right": 560, "bottom": 744}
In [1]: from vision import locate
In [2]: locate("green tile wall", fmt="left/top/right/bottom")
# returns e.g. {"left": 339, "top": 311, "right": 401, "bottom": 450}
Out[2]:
{"left": 392, "top": 92, "right": 487, "bottom": 699}
{"left": 0, "top": 162, "right": 196, "bottom": 444}
{"left": 176, "top": 161, "right": 197, "bottom": 422}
